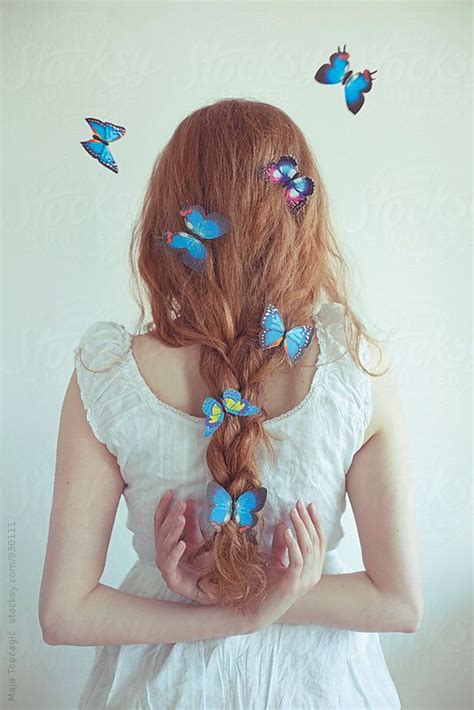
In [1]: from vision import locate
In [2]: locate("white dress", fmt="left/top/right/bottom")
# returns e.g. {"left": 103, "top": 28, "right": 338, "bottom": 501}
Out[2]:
{"left": 73, "top": 301, "right": 401, "bottom": 710}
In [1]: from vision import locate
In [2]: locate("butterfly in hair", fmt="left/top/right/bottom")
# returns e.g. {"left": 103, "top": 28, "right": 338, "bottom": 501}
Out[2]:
{"left": 314, "top": 44, "right": 377, "bottom": 115}
{"left": 206, "top": 481, "right": 267, "bottom": 533}
{"left": 257, "top": 155, "right": 315, "bottom": 214}
{"left": 202, "top": 388, "right": 260, "bottom": 438}
{"left": 80, "top": 117, "right": 126, "bottom": 173}
{"left": 260, "top": 304, "right": 315, "bottom": 364}
{"left": 162, "top": 205, "right": 231, "bottom": 272}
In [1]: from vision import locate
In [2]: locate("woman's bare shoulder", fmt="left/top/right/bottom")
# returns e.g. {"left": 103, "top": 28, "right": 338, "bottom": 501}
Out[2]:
{"left": 364, "top": 340, "right": 401, "bottom": 442}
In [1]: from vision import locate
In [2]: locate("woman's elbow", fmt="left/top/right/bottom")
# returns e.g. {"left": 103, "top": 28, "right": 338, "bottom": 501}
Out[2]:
{"left": 39, "top": 609, "right": 63, "bottom": 645}
{"left": 39, "top": 605, "right": 78, "bottom": 646}
{"left": 380, "top": 589, "right": 424, "bottom": 633}
{"left": 399, "top": 595, "right": 424, "bottom": 633}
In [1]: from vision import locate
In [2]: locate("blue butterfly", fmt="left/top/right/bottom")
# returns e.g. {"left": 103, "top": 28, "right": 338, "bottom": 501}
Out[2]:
{"left": 206, "top": 481, "right": 267, "bottom": 533}
{"left": 257, "top": 155, "right": 315, "bottom": 215}
{"left": 162, "top": 205, "right": 231, "bottom": 272}
{"left": 80, "top": 117, "right": 126, "bottom": 173}
{"left": 314, "top": 44, "right": 377, "bottom": 115}
{"left": 260, "top": 304, "right": 315, "bottom": 364}
{"left": 202, "top": 388, "right": 260, "bottom": 438}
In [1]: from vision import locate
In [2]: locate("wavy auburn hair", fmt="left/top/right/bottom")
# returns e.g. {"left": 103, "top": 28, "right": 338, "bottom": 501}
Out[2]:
{"left": 129, "top": 98, "right": 384, "bottom": 610}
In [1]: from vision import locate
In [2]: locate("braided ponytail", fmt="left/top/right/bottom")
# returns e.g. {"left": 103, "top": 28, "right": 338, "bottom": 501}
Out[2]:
{"left": 186, "top": 290, "right": 281, "bottom": 609}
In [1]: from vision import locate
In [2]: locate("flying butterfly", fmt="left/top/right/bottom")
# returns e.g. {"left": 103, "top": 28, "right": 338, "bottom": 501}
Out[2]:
{"left": 202, "top": 388, "right": 260, "bottom": 438}
{"left": 162, "top": 205, "right": 231, "bottom": 272}
{"left": 260, "top": 303, "right": 315, "bottom": 364}
{"left": 80, "top": 117, "right": 126, "bottom": 173}
{"left": 257, "top": 155, "right": 315, "bottom": 215}
{"left": 206, "top": 481, "right": 267, "bottom": 533}
{"left": 314, "top": 44, "right": 377, "bottom": 115}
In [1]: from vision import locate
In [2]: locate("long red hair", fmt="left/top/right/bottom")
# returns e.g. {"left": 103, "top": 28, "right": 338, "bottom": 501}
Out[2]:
{"left": 129, "top": 98, "right": 385, "bottom": 610}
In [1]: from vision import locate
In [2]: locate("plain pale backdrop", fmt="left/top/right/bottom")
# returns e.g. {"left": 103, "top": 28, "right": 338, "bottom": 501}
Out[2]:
{"left": 1, "top": 2, "right": 472, "bottom": 709}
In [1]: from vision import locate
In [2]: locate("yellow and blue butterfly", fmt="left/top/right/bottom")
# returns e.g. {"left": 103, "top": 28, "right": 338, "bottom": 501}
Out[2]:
{"left": 202, "top": 388, "right": 260, "bottom": 438}
{"left": 314, "top": 44, "right": 377, "bottom": 115}
{"left": 260, "top": 304, "right": 315, "bottom": 364}
{"left": 162, "top": 205, "right": 231, "bottom": 272}
{"left": 80, "top": 117, "right": 126, "bottom": 173}
{"left": 206, "top": 480, "right": 267, "bottom": 533}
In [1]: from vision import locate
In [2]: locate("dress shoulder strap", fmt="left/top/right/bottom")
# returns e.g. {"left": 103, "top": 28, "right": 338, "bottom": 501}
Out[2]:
{"left": 314, "top": 301, "right": 374, "bottom": 444}
{"left": 314, "top": 301, "right": 349, "bottom": 364}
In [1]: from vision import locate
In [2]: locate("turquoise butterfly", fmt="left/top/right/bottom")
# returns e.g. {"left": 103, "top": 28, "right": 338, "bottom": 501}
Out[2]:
{"left": 206, "top": 481, "right": 267, "bottom": 533}
{"left": 202, "top": 388, "right": 260, "bottom": 438}
{"left": 80, "top": 117, "right": 126, "bottom": 173}
{"left": 162, "top": 205, "right": 231, "bottom": 272}
{"left": 259, "top": 303, "right": 315, "bottom": 363}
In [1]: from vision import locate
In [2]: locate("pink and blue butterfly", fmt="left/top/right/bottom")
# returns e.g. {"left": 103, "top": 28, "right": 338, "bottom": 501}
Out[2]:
{"left": 206, "top": 481, "right": 267, "bottom": 533}
{"left": 314, "top": 44, "right": 377, "bottom": 115}
{"left": 257, "top": 155, "right": 315, "bottom": 215}
{"left": 162, "top": 205, "right": 231, "bottom": 272}
{"left": 202, "top": 388, "right": 260, "bottom": 438}
{"left": 80, "top": 117, "right": 126, "bottom": 173}
{"left": 260, "top": 304, "right": 315, "bottom": 364}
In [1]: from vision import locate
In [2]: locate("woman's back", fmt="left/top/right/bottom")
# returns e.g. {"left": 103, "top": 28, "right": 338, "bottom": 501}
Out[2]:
{"left": 73, "top": 299, "right": 401, "bottom": 709}
{"left": 131, "top": 318, "right": 321, "bottom": 423}
{"left": 74, "top": 300, "right": 372, "bottom": 565}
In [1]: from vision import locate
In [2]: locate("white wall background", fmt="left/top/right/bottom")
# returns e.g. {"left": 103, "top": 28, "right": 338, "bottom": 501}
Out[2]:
{"left": 1, "top": 2, "right": 472, "bottom": 709}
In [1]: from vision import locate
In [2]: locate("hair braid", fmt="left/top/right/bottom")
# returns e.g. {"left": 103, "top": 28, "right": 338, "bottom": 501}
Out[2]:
{"left": 186, "top": 284, "right": 281, "bottom": 609}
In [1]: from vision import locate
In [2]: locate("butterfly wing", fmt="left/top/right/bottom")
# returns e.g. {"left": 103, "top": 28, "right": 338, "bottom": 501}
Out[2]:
{"left": 206, "top": 481, "right": 233, "bottom": 532}
{"left": 202, "top": 396, "right": 225, "bottom": 437}
{"left": 180, "top": 205, "right": 231, "bottom": 241}
{"left": 162, "top": 230, "right": 207, "bottom": 272}
{"left": 344, "top": 70, "right": 375, "bottom": 115}
{"left": 80, "top": 139, "right": 119, "bottom": 173}
{"left": 314, "top": 47, "right": 350, "bottom": 84}
{"left": 284, "top": 326, "right": 315, "bottom": 364}
{"left": 284, "top": 176, "right": 315, "bottom": 215}
{"left": 257, "top": 155, "right": 299, "bottom": 185}
{"left": 233, "top": 487, "right": 268, "bottom": 532}
{"left": 222, "top": 388, "right": 260, "bottom": 417}
{"left": 84, "top": 117, "right": 126, "bottom": 143}
{"left": 259, "top": 304, "right": 285, "bottom": 350}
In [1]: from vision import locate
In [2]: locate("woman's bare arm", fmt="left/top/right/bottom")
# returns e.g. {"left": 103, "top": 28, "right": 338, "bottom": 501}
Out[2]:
{"left": 38, "top": 371, "right": 250, "bottom": 646}
{"left": 277, "top": 343, "right": 424, "bottom": 632}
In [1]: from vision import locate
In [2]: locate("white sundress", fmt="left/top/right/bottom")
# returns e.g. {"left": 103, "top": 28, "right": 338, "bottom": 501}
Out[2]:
{"left": 73, "top": 300, "right": 402, "bottom": 710}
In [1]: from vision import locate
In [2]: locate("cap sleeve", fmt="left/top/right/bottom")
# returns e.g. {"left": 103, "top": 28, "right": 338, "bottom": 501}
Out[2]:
{"left": 73, "top": 320, "right": 132, "bottom": 456}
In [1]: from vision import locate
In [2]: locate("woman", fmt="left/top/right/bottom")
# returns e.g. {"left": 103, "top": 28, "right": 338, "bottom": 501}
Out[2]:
{"left": 39, "top": 98, "right": 423, "bottom": 709}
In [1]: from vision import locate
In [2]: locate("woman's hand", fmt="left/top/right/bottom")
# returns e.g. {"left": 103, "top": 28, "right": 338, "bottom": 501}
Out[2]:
{"left": 154, "top": 490, "right": 217, "bottom": 605}
{"left": 240, "top": 499, "right": 327, "bottom": 630}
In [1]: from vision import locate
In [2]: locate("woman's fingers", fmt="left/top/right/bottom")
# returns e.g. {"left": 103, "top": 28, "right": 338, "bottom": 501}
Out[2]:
{"left": 163, "top": 513, "right": 186, "bottom": 552}
{"left": 290, "top": 501, "right": 314, "bottom": 558}
{"left": 308, "top": 503, "right": 326, "bottom": 550}
{"left": 169, "top": 539, "right": 186, "bottom": 566}
{"left": 271, "top": 523, "right": 289, "bottom": 566}
{"left": 297, "top": 500, "right": 318, "bottom": 544}
{"left": 154, "top": 491, "right": 186, "bottom": 570}
{"left": 154, "top": 489, "right": 173, "bottom": 530}
{"left": 285, "top": 527, "right": 303, "bottom": 578}
{"left": 183, "top": 500, "right": 204, "bottom": 546}
{"left": 286, "top": 502, "right": 326, "bottom": 594}
{"left": 160, "top": 497, "right": 184, "bottom": 539}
